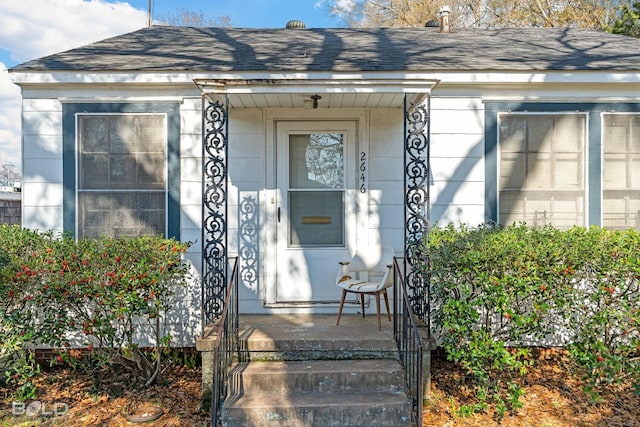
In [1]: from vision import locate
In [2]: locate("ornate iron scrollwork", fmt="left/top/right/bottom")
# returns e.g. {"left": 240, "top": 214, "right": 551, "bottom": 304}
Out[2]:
{"left": 240, "top": 195, "right": 258, "bottom": 292}
{"left": 404, "top": 93, "right": 431, "bottom": 325}
{"left": 202, "top": 96, "right": 228, "bottom": 326}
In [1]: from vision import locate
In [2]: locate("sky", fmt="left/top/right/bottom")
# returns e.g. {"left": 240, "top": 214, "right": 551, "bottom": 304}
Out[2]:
{"left": 0, "top": 0, "right": 345, "bottom": 178}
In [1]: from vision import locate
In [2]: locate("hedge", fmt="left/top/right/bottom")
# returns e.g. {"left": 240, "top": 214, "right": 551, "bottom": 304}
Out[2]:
{"left": 423, "top": 223, "right": 640, "bottom": 416}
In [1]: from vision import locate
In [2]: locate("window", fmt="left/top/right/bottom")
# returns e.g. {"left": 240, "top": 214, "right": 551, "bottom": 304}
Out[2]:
{"left": 77, "top": 114, "right": 167, "bottom": 238}
{"left": 498, "top": 113, "right": 586, "bottom": 229}
{"left": 602, "top": 113, "right": 640, "bottom": 230}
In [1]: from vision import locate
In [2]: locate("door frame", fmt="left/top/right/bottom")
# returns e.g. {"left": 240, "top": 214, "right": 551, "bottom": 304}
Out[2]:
{"left": 264, "top": 109, "right": 370, "bottom": 307}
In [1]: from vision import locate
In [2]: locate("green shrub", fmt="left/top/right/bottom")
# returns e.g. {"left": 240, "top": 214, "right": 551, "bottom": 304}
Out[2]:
{"left": 563, "top": 227, "right": 640, "bottom": 398}
{"left": 424, "top": 223, "right": 640, "bottom": 417}
{"left": 0, "top": 225, "right": 48, "bottom": 398}
{"left": 0, "top": 224, "right": 192, "bottom": 395}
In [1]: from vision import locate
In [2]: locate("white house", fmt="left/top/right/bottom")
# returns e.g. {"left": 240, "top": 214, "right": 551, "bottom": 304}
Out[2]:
{"left": 9, "top": 23, "right": 640, "bottom": 344}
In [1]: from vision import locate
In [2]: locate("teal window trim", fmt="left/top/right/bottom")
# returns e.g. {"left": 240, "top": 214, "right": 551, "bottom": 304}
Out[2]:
{"left": 485, "top": 102, "right": 640, "bottom": 227}
{"left": 62, "top": 103, "right": 181, "bottom": 239}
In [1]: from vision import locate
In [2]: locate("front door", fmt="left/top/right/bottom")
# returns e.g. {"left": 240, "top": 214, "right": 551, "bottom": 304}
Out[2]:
{"left": 273, "top": 121, "right": 357, "bottom": 304}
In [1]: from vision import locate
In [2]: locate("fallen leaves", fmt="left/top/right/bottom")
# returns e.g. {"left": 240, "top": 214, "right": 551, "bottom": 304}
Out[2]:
{"left": 0, "top": 364, "right": 209, "bottom": 426}
{"left": 2, "top": 354, "right": 638, "bottom": 427}
{"left": 424, "top": 356, "right": 640, "bottom": 427}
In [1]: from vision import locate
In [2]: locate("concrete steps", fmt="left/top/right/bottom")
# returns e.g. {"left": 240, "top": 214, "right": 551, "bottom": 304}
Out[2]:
{"left": 228, "top": 360, "right": 405, "bottom": 394}
{"left": 220, "top": 315, "right": 412, "bottom": 427}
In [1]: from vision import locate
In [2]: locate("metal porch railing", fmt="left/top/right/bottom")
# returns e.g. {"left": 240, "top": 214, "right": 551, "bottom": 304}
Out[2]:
{"left": 393, "top": 256, "right": 425, "bottom": 427}
{"left": 210, "top": 256, "right": 239, "bottom": 426}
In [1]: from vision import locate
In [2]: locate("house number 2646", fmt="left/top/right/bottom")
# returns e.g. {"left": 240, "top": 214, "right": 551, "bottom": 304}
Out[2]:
{"left": 359, "top": 152, "right": 367, "bottom": 193}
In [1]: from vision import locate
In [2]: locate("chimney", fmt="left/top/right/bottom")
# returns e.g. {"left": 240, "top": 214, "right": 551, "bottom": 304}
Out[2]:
{"left": 439, "top": 5, "right": 451, "bottom": 33}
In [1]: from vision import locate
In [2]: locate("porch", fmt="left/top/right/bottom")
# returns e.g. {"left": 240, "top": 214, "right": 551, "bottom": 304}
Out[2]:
{"left": 198, "top": 80, "right": 435, "bottom": 321}
{"left": 197, "top": 78, "right": 435, "bottom": 426}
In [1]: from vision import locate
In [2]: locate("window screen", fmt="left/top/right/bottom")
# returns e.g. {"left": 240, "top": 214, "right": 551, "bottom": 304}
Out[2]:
{"left": 77, "top": 114, "right": 166, "bottom": 238}
{"left": 602, "top": 114, "right": 640, "bottom": 230}
{"left": 498, "top": 114, "right": 586, "bottom": 229}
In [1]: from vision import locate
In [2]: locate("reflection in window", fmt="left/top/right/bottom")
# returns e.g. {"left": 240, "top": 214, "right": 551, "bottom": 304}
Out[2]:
{"left": 289, "top": 133, "right": 344, "bottom": 189}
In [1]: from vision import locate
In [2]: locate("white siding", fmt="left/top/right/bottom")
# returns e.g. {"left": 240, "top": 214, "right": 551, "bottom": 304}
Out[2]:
{"left": 227, "top": 109, "right": 266, "bottom": 309}
{"left": 177, "top": 98, "right": 204, "bottom": 341}
{"left": 179, "top": 97, "right": 203, "bottom": 260}
{"left": 367, "top": 99, "right": 486, "bottom": 239}
{"left": 368, "top": 108, "right": 404, "bottom": 254}
{"left": 430, "top": 97, "right": 485, "bottom": 226}
{"left": 22, "top": 98, "right": 63, "bottom": 233}
{"left": 22, "top": 204, "right": 64, "bottom": 232}
{"left": 22, "top": 134, "right": 62, "bottom": 159}
{"left": 180, "top": 97, "right": 204, "bottom": 251}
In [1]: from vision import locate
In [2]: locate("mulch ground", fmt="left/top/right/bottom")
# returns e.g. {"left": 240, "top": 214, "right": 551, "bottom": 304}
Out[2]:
{"left": 424, "top": 354, "right": 640, "bottom": 427}
{"left": 1, "top": 355, "right": 638, "bottom": 426}
{"left": 0, "top": 364, "right": 210, "bottom": 426}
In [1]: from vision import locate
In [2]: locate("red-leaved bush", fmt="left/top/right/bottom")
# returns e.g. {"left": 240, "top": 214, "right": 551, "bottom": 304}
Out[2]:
{"left": 1, "top": 225, "right": 192, "bottom": 394}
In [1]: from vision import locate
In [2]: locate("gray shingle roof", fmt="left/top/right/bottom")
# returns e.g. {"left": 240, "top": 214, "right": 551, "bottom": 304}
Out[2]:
{"left": 11, "top": 25, "right": 640, "bottom": 73}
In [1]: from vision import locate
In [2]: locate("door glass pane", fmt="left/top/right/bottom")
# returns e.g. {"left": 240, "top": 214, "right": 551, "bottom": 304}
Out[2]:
{"left": 288, "top": 133, "right": 345, "bottom": 246}
{"left": 289, "top": 191, "right": 344, "bottom": 246}
{"left": 289, "top": 133, "right": 344, "bottom": 189}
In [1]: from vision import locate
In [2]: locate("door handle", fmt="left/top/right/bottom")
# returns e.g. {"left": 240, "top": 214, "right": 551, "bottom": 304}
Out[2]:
{"left": 277, "top": 207, "right": 281, "bottom": 222}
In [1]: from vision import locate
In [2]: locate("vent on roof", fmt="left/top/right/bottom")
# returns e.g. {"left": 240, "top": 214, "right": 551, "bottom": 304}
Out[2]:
{"left": 286, "top": 20, "right": 306, "bottom": 29}
{"left": 425, "top": 19, "right": 439, "bottom": 27}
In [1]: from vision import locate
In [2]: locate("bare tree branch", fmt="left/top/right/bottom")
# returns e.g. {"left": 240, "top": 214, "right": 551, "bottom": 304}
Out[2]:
{"left": 327, "top": 0, "right": 621, "bottom": 30}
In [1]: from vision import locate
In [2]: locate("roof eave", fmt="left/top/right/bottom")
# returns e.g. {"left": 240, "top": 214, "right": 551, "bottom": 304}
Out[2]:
{"left": 9, "top": 69, "right": 640, "bottom": 87}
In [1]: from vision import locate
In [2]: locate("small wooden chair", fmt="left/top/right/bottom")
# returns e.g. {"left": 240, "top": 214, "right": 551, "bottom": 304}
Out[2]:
{"left": 335, "top": 246, "right": 394, "bottom": 331}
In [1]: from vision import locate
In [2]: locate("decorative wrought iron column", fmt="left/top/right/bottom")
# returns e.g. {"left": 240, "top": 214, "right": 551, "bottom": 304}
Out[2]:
{"left": 202, "top": 95, "right": 229, "bottom": 326}
{"left": 403, "top": 93, "right": 431, "bottom": 327}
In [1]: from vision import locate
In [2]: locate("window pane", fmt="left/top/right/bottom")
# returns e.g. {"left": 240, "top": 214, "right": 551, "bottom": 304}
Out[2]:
{"left": 138, "top": 116, "right": 165, "bottom": 153}
{"left": 109, "top": 154, "right": 137, "bottom": 188}
{"left": 499, "top": 153, "right": 525, "bottom": 189}
{"left": 499, "top": 118, "right": 527, "bottom": 153}
{"left": 498, "top": 114, "right": 586, "bottom": 229}
{"left": 602, "top": 114, "right": 640, "bottom": 229}
{"left": 526, "top": 152, "right": 551, "bottom": 189}
{"left": 78, "top": 191, "right": 165, "bottom": 238}
{"left": 109, "top": 116, "right": 135, "bottom": 153}
{"left": 137, "top": 153, "right": 165, "bottom": 188}
{"left": 604, "top": 155, "right": 627, "bottom": 189}
{"left": 555, "top": 153, "right": 582, "bottom": 189}
{"left": 554, "top": 115, "right": 584, "bottom": 152}
{"left": 79, "top": 116, "right": 109, "bottom": 153}
{"left": 80, "top": 153, "right": 109, "bottom": 189}
{"left": 527, "top": 117, "right": 553, "bottom": 152}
